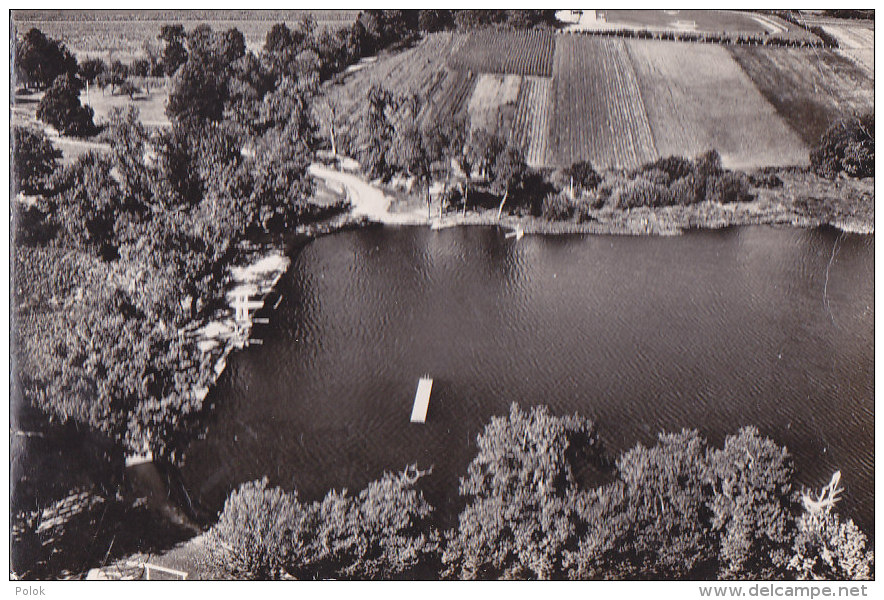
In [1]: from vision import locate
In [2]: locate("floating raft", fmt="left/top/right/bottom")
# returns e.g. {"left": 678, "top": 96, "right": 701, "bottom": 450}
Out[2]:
{"left": 410, "top": 377, "right": 434, "bottom": 423}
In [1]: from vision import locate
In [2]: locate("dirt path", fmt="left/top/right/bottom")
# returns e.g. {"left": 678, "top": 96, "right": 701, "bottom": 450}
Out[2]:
{"left": 307, "top": 163, "right": 427, "bottom": 225}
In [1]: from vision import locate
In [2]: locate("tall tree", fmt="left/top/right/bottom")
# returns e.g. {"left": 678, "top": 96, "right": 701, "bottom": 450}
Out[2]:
{"left": 355, "top": 85, "right": 398, "bottom": 180}
{"left": 158, "top": 24, "right": 188, "bottom": 76}
{"left": 36, "top": 73, "right": 95, "bottom": 137}
{"left": 443, "top": 404, "right": 600, "bottom": 579}
{"left": 14, "top": 28, "right": 78, "bottom": 89}
{"left": 709, "top": 426, "right": 795, "bottom": 578}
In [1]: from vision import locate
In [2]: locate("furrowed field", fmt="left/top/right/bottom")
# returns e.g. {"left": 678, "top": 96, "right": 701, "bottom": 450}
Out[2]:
{"left": 510, "top": 76, "right": 553, "bottom": 167}
{"left": 626, "top": 39, "right": 809, "bottom": 169}
{"left": 447, "top": 29, "right": 556, "bottom": 77}
{"left": 550, "top": 36, "right": 657, "bottom": 170}
{"left": 326, "top": 26, "right": 866, "bottom": 172}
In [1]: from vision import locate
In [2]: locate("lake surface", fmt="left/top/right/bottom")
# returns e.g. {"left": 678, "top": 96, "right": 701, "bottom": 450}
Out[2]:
{"left": 180, "top": 225, "right": 874, "bottom": 534}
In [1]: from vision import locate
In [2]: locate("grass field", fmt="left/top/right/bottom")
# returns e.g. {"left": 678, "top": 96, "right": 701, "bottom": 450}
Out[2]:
{"left": 603, "top": 10, "right": 776, "bottom": 33}
{"left": 627, "top": 40, "right": 809, "bottom": 169}
{"left": 447, "top": 29, "right": 556, "bottom": 77}
{"left": 818, "top": 22, "right": 873, "bottom": 74}
{"left": 467, "top": 74, "right": 521, "bottom": 134}
{"left": 550, "top": 37, "right": 657, "bottom": 170}
{"left": 729, "top": 45, "right": 874, "bottom": 147}
{"left": 13, "top": 10, "right": 356, "bottom": 61}
{"left": 11, "top": 92, "right": 112, "bottom": 164}
{"left": 82, "top": 80, "right": 170, "bottom": 127}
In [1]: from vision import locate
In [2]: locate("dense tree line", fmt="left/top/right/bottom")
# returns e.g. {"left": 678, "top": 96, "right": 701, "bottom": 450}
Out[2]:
{"left": 206, "top": 466, "right": 439, "bottom": 579}
{"left": 208, "top": 405, "right": 873, "bottom": 580}
{"left": 12, "top": 19, "right": 323, "bottom": 455}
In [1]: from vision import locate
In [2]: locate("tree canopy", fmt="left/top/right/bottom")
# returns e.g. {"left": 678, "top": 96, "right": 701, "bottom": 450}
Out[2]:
{"left": 14, "top": 28, "right": 78, "bottom": 89}
{"left": 36, "top": 73, "right": 96, "bottom": 137}
{"left": 12, "top": 126, "right": 62, "bottom": 195}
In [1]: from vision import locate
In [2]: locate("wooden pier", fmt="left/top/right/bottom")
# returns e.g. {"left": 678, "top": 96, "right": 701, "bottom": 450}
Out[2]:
{"left": 410, "top": 377, "right": 433, "bottom": 423}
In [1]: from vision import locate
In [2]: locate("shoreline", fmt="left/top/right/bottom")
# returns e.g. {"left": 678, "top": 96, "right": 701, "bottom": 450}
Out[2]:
{"left": 309, "top": 163, "right": 874, "bottom": 238}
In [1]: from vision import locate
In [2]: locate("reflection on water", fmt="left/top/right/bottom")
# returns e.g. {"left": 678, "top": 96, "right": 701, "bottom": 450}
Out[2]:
{"left": 180, "top": 226, "right": 874, "bottom": 534}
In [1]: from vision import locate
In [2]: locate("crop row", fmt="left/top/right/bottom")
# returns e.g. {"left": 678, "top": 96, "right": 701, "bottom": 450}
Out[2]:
{"left": 509, "top": 76, "right": 552, "bottom": 167}
{"left": 551, "top": 37, "right": 657, "bottom": 170}
{"left": 447, "top": 29, "right": 556, "bottom": 77}
{"left": 561, "top": 23, "right": 827, "bottom": 48}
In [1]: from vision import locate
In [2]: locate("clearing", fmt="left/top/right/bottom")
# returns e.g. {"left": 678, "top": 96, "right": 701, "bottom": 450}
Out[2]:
{"left": 467, "top": 74, "right": 521, "bottom": 133}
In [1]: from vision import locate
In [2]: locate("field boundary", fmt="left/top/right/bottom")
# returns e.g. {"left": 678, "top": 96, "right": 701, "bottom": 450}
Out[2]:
{"left": 553, "top": 27, "right": 832, "bottom": 49}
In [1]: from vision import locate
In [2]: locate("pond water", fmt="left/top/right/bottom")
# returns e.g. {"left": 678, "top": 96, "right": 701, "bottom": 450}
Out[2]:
{"left": 180, "top": 225, "right": 874, "bottom": 535}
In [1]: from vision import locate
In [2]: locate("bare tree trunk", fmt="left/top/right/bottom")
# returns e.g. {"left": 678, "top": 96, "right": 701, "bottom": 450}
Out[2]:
{"left": 496, "top": 188, "right": 509, "bottom": 220}
{"left": 462, "top": 182, "right": 469, "bottom": 216}
{"left": 427, "top": 182, "right": 432, "bottom": 220}
{"left": 440, "top": 180, "right": 447, "bottom": 219}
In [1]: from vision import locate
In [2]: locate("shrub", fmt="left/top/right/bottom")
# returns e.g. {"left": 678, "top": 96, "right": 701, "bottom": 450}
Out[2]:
{"left": 610, "top": 176, "right": 671, "bottom": 209}
{"left": 811, "top": 114, "right": 874, "bottom": 179}
{"left": 695, "top": 149, "right": 724, "bottom": 178}
{"left": 206, "top": 478, "right": 312, "bottom": 579}
{"left": 705, "top": 171, "right": 752, "bottom": 203}
{"left": 541, "top": 192, "right": 574, "bottom": 221}
{"left": 36, "top": 74, "right": 96, "bottom": 137}
{"left": 747, "top": 169, "right": 783, "bottom": 189}
{"left": 574, "top": 198, "right": 597, "bottom": 223}
{"left": 789, "top": 510, "right": 873, "bottom": 580}
{"left": 12, "top": 126, "right": 61, "bottom": 195}
{"left": 564, "top": 160, "right": 601, "bottom": 193}
{"left": 117, "top": 81, "right": 140, "bottom": 99}
{"left": 669, "top": 174, "right": 703, "bottom": 205}
{"left": 646, "top": 155, "right": 694, "bottom": 180}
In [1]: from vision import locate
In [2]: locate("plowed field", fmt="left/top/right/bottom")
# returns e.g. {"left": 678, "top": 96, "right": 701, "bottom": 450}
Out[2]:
{"left": 447, "top": 29, "right": 556, "bottom": 77}
{"left": 550, "top": 36, "right": 657, "bottom": 170}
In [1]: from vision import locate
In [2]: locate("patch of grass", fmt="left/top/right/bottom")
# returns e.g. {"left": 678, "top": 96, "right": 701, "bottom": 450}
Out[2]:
{"left": 628, "top": 39, "right": 809, "bottom": 169}
{"left": 729, "top": 45, "right": 873, "bottom": 147}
